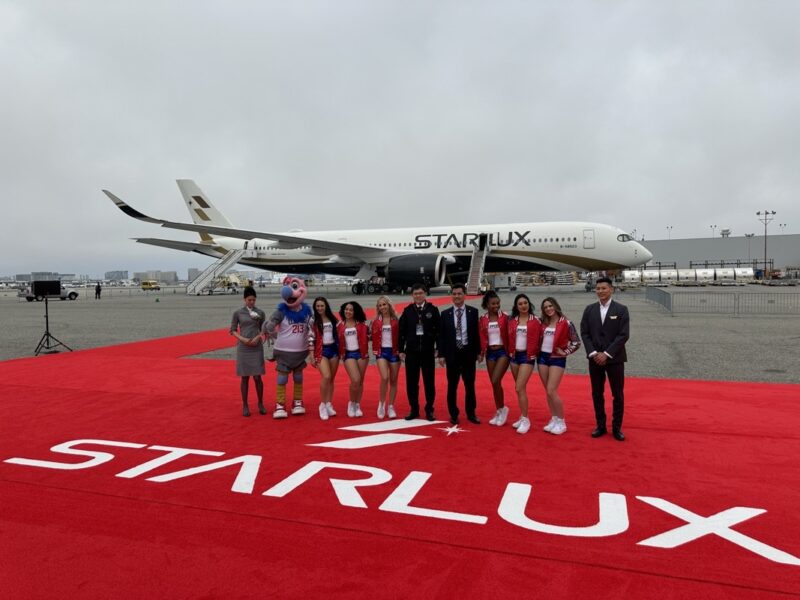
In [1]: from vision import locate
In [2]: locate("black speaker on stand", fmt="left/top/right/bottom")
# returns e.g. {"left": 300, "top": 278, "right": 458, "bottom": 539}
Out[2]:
{"left": 32, "top": 281, "right": 73, "bottom": 356}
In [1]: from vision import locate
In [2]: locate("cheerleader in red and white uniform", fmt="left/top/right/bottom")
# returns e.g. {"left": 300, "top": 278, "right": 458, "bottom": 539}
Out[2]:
{"left": 338, "top": 301, "right": 369, "bottom": 417}
{"left": 478, "top": 290, "right": 510, "bottom": 426}
{"left": 506, "top": 293, "right": 542, "bottom": 434}
{"left": 537, "top": 296, "right": 581, "bottom": 435}
{"left": 309, "top": 297, "right": 340, "bottom": 421}
{"left": 371, "top": 296, "right": 400, "bottom": 419}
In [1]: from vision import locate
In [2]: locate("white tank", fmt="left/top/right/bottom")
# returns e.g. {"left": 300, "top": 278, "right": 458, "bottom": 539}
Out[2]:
{"left": 734, "top": 268, "right": 754, "bottom": 281}
{"left": 696, "top": 269, "right": 715, "bottom": 282}
{"left": 659, "top": 269, "right": 678, "bottom": 282}
{"left": 678, "top": 269, "right": 696, "bottom": 281}
{"left": 642, "top": 270, "right": 661, "bottom": 283}
{"left": 622, "top": 270, "right": 642, "bottom": 283}
{"left": 715, "top": 268, "right": 735, "bottom": 281}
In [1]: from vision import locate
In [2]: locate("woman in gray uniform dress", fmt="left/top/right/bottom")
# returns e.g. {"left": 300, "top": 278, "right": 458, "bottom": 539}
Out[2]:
{"left": 230, "top": 286, "right": 266, "bottom": 416}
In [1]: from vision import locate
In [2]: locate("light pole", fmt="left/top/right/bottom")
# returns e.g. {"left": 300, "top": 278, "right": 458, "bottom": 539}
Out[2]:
{"left": 710, "top": 224, "right": 717, "bottom": 238}
{"left": 666, "top": 225, "right": 673, "bottom": 240}
{"left": 745, "top": 233, "right": 754, "bottom": 263}
{"left": 756, "top": 210, "right": 776, "bottom": 278}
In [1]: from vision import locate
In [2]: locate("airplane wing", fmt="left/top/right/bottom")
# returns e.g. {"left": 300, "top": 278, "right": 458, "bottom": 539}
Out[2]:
{"left": 103, "top": 190, "right": 385, "bottom": 254}
{"left": 133, "top": 238, "right": 219, "bottom": 254}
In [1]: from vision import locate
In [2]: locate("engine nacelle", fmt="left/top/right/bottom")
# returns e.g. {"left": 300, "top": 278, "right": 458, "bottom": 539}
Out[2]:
{"left": 385, "top": 254, "right": 447, "bottom": 289}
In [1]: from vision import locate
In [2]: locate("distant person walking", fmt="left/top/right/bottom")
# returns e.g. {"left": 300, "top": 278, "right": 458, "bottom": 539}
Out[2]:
{"left": 580, "top": 277, "right": 630, "bottom": 441}
{"left": 95, "top": 282, "right": 102, "bottom": 300}
{"left": 230, "top": 286, "right": 266, "bottom": 417}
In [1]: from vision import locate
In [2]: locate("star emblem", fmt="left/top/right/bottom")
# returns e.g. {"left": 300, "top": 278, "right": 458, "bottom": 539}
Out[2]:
{"left": 438, "top": 424, "right": 468, "bottom": 436}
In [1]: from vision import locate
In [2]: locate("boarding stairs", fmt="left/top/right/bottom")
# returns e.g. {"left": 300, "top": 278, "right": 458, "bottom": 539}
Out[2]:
{"left": 465, "top": 234, "right": 490, "bottom": 295}
{"left": 187, "top": 249, "right": 245, "bottom": 295}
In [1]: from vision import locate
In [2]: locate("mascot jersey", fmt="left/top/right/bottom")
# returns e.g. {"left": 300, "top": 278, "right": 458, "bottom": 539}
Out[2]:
{"left": 265, "top": 276, "right": 312, "bottom": 352}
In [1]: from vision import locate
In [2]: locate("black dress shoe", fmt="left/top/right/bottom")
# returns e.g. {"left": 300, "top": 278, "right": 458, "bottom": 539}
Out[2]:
{"left": 467, "top": 415, "right": 481, "bottom": 425}
{"left": 450, "top": 416, "right": 459, "bottom": 425}
{"left": 243, "top": 406, "right": 251, "bottom": 417}
{"left": 591, "top": 427, "right": 607, "bottom": 438}
{"left": 425, "top": 411, "right": 435, "bottom": 422}
{"left": 612, "top": 429, "right": 626, "bottom": 441}
{"left": 404, "top": 412, "right": 420, "bottom": 421}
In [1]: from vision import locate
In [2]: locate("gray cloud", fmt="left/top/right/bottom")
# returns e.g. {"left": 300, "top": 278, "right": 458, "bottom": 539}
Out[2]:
{"left": 1, "top": 0, "right": 797, "bottom": 276}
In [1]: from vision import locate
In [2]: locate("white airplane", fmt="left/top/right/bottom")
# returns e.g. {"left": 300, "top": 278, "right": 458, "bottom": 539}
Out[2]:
{"left": 104, "top": 180, "right": 652, "bottom": 292}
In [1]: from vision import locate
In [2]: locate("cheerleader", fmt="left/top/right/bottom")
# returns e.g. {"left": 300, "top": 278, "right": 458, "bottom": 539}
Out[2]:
{"left": 338, "top": 301, "right": 369, "bottom": 417}
{"left": 506, "top": 293, "right": 542, "bottom": 434}
{"left": 309, "top": 297, "right": 340, "bottom": 421}
{"left": 371, "top": 296, "right": 400, "bottom": 419}
{"left": 478, "top": 291, "right": 510, "bottom": 426}
{"left": 537, "top": 297, "right": 581, "bottom": 435}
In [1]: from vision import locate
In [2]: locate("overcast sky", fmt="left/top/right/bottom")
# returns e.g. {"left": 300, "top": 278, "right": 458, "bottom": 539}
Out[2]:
{"left": 2, "top": 0, "right": 798, "bottom": 277}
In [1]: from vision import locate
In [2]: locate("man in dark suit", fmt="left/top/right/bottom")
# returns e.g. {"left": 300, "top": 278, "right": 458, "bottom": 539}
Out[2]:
{"left": 580, "top": 277, "right": 630, "bottom": 441}
{"left": 399, "top": 283, "right": 441, "bottom": 421}
{"left": 438, "top": 284, "right": 481, "bottom": 424}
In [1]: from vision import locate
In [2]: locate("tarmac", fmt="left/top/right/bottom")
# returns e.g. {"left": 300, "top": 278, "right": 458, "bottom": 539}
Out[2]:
{"left": 1, "top": 284, "right": 798, "bottom": 383}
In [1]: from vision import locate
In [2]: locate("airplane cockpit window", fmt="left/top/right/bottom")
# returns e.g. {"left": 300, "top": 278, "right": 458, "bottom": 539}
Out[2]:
{"left": 617, "top": 234, "right": 634, "bottom": 242}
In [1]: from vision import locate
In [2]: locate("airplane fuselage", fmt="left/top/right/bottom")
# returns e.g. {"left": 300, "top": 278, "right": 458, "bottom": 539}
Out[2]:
{"left": 204, "top": 221, "right": 648, "bottom": 275}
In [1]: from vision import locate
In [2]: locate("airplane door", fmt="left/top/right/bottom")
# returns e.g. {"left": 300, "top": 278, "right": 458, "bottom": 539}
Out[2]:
{"left": 478, "top": 233, "right": 488, "bottom": 251}
{"left": 583, "top": 228, "right": 595, "bottom": 249}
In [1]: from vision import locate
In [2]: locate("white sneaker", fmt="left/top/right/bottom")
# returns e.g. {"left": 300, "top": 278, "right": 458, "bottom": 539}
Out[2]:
{"left": 488, "top": 409, "right": 500, "bottom": 426}
{"left": 543, "top": 417, "right": 556, "bottom": 432}
{"left": 551, "top": 419, "right": 567, "bottom": 435}
{"left": 273, "top": 405, "right": 288, "bottom": 419}
{"left": 387, "top": 405, "right": 397, "bottom": 419}
{"left": 325, "top": 402, "right": 337, "bottom": 417}
{"left": 354, "top": 403, "right": 363, "bottom": 418}
{"left": 291, "top": 400, "right": 306, "bottom": 415}
{"left": 496, "top": 406, "right": 510, "bottom": 427}
{"left": 516, "top": 417, "right": 531, "bottom": 434}
{"left": 347, "top": 401, "right": 356, "bottom": 417}
{"left": 377, "top": 402, "right": 385, "bottom": 419}
{"left": 318, "top": 403, "right": 329, "bottom": 421}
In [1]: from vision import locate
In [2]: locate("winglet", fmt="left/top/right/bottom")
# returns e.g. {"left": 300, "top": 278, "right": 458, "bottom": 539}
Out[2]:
{"left": 102, "top": 190, "right": 164, "bottom": 224}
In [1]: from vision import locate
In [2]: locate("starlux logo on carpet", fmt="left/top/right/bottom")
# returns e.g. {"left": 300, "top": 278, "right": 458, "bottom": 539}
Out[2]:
{"left": 4, "top": 420, "right": 799, "bottom": 568}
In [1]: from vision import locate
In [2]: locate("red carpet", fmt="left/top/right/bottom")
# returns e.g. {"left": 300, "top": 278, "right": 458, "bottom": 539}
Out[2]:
{"left": 1, "top": 301, "right": 799, "bottom": 598}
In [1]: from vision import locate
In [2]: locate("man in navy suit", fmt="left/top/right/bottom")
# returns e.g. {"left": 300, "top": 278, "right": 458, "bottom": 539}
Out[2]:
{"left": 438, "top": 283, "right": 481, "bottom": 424}
{"left": 580, "top": 277, "right": 630, "bottom": 441}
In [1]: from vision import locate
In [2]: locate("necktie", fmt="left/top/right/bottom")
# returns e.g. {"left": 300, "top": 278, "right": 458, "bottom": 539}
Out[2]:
{"left": 456, "top": 307, "right": 464, "bottom": 349}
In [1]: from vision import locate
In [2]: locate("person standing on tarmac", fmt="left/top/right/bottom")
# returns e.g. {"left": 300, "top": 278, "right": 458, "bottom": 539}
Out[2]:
{"left": 398, "top": 283, "right": 440, "bottom": 421}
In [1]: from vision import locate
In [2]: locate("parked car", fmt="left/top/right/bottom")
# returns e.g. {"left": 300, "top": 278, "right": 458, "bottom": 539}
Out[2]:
{"left": 141, "top": 279, "right": 161, "bottom": 291}
{"left": 19, "top": 286, "right": 79, "bottom": 302}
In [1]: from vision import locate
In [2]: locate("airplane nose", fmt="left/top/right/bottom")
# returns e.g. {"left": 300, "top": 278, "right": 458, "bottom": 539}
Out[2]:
{"left": 639, "top": 244, "right": 653, "bottom": 263}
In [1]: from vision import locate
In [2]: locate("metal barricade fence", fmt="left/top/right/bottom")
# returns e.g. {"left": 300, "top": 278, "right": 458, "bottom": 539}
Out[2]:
{"left": 645, "top": 287, "right": 800, "bottom": 315}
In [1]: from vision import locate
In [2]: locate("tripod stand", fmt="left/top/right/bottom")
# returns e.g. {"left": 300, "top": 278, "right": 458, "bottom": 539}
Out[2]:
{"left": 34, "top": 297, "right": 73, "bottom": 356}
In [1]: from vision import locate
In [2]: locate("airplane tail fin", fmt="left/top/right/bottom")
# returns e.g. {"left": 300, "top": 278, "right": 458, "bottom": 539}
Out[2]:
{"left": 176, "top": 180, "right": 233, "bottom": 243}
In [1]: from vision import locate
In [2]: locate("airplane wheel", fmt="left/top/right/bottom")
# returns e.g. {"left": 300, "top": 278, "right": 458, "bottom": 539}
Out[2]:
{"left": 35, "top": 295, "right": 43, "bottom": 302}
{"left": 381, "top": 284, "right": 389, "bottom": 293}
{"left": 26, "top": 297, "right": 34, "bottom": 302}
{"left": 367, "top": 284, "right": 377, "bottom": 294}
{"left": 351, "top": 284, "right": 361, "bottom": 295}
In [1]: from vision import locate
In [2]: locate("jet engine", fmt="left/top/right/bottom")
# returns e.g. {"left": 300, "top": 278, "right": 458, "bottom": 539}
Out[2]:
{"left": 385, "top": 254, "right": 448, "bottom": 290}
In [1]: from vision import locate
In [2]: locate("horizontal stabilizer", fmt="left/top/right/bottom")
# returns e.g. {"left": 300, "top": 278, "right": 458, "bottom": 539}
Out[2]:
{"left": 135, "top": 238, "right": 218, "bottom": 255}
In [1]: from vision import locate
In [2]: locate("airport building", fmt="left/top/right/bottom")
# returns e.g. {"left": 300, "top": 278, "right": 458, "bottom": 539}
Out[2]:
{"left": 642, "top": 233, "right": 799, "bottom": 276}
{"left": 104, "top": 270, "right": 129, "bottom": 281}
